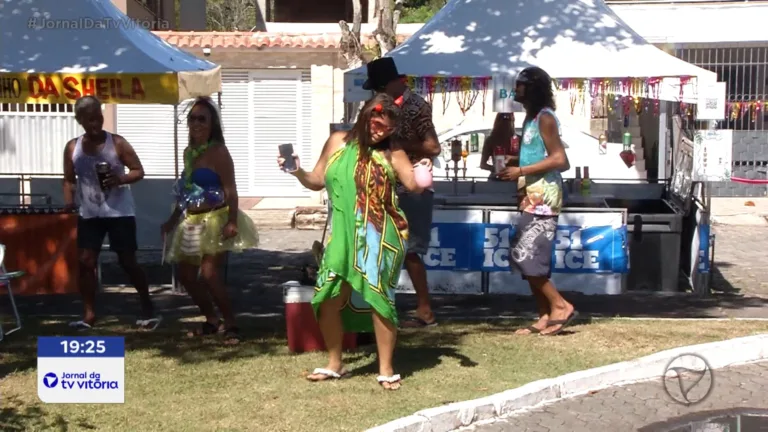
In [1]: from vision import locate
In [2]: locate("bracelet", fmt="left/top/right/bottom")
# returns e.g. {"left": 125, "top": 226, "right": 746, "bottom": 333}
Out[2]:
{"left": 519, "top": 167, "right": 524, "bottom": 176}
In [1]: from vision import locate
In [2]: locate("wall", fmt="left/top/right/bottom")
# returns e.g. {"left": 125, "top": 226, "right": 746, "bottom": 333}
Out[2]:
{"left": 189, "top": 48, "right": 342, "bottom": 162}
{"left": 710, "top": 131, "right": 768, "bottom": 197}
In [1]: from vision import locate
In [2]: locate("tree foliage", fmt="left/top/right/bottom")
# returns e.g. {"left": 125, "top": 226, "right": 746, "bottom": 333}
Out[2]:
{"left": 206, "top": 0, "right": 258, "bottom": 31}
{"left": 399, "top": 0, "right": 445, "bottom": 23}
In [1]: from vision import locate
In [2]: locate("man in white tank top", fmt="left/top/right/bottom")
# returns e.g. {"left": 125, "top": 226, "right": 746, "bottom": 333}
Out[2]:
{"left": 62, "top": 96, "right": 159, "bottom": 330}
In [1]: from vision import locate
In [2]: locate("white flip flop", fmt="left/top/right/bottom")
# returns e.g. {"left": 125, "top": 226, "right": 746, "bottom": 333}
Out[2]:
{"left": 136, "top": 316, "right": 163, "bottom": 331}
{"left": 307, "top": 368, "right": 350, "bottom": 381}
{"left": 377, "top": 374, "right": 402, "bottom": 390}
{"left": 68, "top": 320, "right": 92, "bottom": 331}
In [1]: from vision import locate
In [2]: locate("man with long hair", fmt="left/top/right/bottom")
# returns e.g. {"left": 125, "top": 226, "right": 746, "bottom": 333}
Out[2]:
{"left": 363, "top": 58, "right": 441, "bottom": 327}
{"left": 497, "top": 67, "right": 578, "bottom": 336}
{"left": 63, "top": 95, "right": 158, "bottom": 330}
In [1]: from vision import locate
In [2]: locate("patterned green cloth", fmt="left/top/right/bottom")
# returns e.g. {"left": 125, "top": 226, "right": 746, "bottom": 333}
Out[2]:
{"left": 312, "top": 142, "right": 409, "bottom": 332}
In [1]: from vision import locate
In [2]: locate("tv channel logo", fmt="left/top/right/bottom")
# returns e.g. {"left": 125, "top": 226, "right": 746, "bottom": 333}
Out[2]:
{"left": 38, "top": 368, "right": 124, "bottom": 403}
{"left": 42, "top": 372, "right": 59, "bottom": 388}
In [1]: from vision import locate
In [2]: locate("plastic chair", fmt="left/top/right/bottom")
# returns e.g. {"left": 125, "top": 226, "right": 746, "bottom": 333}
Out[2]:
{"left": 0, "top": 244, "right": 24, "bottom": 342}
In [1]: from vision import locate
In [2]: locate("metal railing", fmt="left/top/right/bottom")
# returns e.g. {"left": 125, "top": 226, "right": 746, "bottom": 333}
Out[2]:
{"left": 0, "top": 103, "right": 74, "bottom": 115}
{"left": 675, "top": 45, "right": 768, "bottom": 131}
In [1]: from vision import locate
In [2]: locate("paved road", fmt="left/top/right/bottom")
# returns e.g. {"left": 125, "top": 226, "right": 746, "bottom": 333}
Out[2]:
{"left": 10, "top": 226, "right": 768, "bottom": 321}
{"left": 710, "top": 225, "right": 768, "bottom": 298}
{"left": 465, "top": 362, "right": 768, "bottom": 432}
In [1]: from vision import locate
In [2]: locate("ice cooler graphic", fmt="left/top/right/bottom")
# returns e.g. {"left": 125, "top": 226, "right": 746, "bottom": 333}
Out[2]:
{"left": 283, "top": 281, "right": 356, "bottom": 353}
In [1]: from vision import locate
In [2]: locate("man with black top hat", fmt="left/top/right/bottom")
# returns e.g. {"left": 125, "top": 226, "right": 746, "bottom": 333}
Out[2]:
{"left": 364, "top": 57, "right": 440, "bottom": 327}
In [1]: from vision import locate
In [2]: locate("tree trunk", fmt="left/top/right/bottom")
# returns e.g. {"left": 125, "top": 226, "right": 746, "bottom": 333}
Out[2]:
{"left": 374, "top": 0, "right": 397, "bottom": 56}
{"left": 339, "top": 0, "right": 365, "bottom": 122}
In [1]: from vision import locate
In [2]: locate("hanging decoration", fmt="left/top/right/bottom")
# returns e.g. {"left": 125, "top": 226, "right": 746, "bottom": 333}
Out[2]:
{"left": 557, "top": 76, "right": 692, "bottom": 115}
{"left": 405, "top": 76, "right": 491, "bottom": 114}
{"left": 727, "top": 100, "right": 767, "bottom": 121}
{"left": 403, "top": 76, "right": 696, "bottom": 115}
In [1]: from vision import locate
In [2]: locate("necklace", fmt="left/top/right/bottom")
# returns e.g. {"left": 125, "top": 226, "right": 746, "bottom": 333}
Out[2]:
{"left": 184, "top": 140, "right": 213, "bottom": 188}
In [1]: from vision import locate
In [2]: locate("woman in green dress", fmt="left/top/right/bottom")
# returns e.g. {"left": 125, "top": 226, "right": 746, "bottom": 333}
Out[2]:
{"left": 277, "top": 93, "right": 425, "bottom": 390}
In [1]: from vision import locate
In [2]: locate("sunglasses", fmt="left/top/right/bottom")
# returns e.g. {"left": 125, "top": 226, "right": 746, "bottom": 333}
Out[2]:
{"left": 187, "top": 114, "right": 208, "bottom": 124}
{"left": 370, "top": 118, "right": 394, "bottom": 133}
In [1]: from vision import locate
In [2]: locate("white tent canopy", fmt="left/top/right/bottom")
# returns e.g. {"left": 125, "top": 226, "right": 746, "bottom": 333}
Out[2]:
{"left": 0, "top": 0, "right": 220, "bottom": 102}
{"left": 346, "top": 0, "right": 715, "bottom": 97}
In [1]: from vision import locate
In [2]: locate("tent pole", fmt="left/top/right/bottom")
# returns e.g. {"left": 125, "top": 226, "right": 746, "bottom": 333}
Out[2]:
{"left": 216, "top": 90, "right": 229, "bottom": 285}
{"left": 173, "top": 104, "right": 179, "bottom": 179}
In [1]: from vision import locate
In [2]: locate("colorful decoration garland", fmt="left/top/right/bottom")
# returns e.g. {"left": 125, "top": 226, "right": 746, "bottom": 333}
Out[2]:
{"left": 727, "top": 100, "right": 767, "bottom": 121}
{"left": 405, "top": 76, "right": 491, "bottom": 115}
{"left": 404, "top": 75, "right": 697, "bottom": 116}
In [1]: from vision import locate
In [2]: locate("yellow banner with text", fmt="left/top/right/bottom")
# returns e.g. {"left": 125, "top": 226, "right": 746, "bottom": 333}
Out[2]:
{"left": 0, "top": 73, "right": 180, "bottom": 104}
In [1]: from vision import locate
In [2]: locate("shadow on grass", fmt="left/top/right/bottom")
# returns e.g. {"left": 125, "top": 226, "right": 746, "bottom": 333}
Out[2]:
{"left": 351, "top": 327, "right": 481, "bottom": 378}
{"left": 0, "top": 395, "right": 94, "bottom": 432}
{"left": 0, "top": 315, "right": 484, "bottom": 381}
{"left": 0, "top": 316, "right": 289, "bottom": 379}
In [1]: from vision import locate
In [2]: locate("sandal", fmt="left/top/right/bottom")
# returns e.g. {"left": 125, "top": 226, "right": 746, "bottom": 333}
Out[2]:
{"left": 400, "top": 317, "right": 438, "bottom": 329}
{"left": 136, "top": 316, "right": 163, "bottom": 331}
{"left": 541, "top": 311, "right": 579, "bottom": 336}
{"left": 306, "top": 368, "right": 350, "bottom": 382}
{"left": 377, "top": 374, "right": 402, "bottom": 390}
{"left": 515, "top": 325, "right": 541, "bottom": 335}
{"left": 188, "top": 320, "right": 222, "bottom": 337}
{"left": 223, "top": 326, "right": 241, "bottom": 343}
{"left": 68, "top": 320, "right": 93, "bottom": 331}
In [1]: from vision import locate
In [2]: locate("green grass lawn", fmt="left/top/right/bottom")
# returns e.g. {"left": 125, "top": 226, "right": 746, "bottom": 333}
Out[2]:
{"left": 2, "top": 317, "right": 767, "bottom": 432}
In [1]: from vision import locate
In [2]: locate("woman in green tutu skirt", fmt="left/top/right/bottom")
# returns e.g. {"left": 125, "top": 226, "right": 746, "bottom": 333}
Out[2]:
{"left": 161, "top": 97, "right": 259, "bottom": 343}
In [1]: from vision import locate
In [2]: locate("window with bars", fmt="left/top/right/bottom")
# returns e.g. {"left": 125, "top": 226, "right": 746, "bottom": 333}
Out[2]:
{"left": 675, "top": 46, "right": 768, "bottom": 131}
{"left": 0, "top": 103, "right": 74, "bottom": 114}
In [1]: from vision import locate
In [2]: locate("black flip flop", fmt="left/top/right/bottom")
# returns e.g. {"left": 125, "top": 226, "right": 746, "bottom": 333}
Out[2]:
{"left": 524, "top": 325, "right": 541, "bottom": 334}
{"left": 188, "top": 320, "right": 222, "bottom": 337}
{"left": 400, "top": 317, "right": 438, "bottom": 329}
{"left": 541, "top": 311, "right": 579, "bottom": 336}
{"left": 223, "top": 326, "right": 242, "bottom": 343}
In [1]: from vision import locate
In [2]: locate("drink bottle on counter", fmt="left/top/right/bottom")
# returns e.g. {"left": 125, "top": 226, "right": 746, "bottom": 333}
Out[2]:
{"left": 573, "top": 166, "right": 582, "bottom": 194}
{"left": 510, "top": 135, "right": 520, "bottom": 156}
{"left": 581, "top": 166, "right": 591, "bottom": 197}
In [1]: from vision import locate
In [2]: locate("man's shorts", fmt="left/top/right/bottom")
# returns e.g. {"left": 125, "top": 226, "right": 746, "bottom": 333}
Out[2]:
{"left": 397, "top": 190, "right": 434, "bottom": 255}
{"left": 77, "top": 216, "right": 138, "bottom": 252}
{"left": 509, "top": 212, "right": 558, "bottom": 278}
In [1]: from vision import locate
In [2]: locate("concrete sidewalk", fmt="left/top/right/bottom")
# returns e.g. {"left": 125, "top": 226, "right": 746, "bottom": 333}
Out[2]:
{"left": 467, "top": 362, "right": 768, "bottom": 432}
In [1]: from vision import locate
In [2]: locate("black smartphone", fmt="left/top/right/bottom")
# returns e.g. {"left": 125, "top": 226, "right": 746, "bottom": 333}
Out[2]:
{"left": 278, "top": 143, "right": 297, "bottom": 172}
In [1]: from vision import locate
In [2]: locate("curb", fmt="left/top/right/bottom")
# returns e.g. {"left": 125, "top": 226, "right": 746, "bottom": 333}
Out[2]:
{"left": 366, "top": 333, "right": 768, "bottom": 432}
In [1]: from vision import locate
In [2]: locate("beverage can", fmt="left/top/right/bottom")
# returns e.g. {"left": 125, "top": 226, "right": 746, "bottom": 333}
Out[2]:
{"left": 622, "top": 132, "right": 632, "bottom": 150}
{"left": 95, "top": 162, "right": 111, "bottom": 191}
{"left": 95, "top": 161, "right": 110, "bottom": 174}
